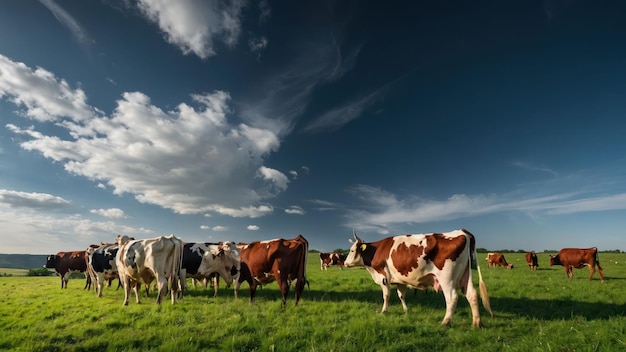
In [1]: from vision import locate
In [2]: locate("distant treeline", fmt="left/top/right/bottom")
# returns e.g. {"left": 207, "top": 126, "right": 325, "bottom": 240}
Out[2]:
{"left": 476, "top": 248, "right": 624, "bottom": 254}
{"left": 0, "top": 254, "right": 48, "bottom": 269}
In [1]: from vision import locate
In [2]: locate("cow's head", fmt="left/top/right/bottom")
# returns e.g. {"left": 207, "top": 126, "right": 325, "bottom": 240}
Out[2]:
{"left": 217, "top": 241, "right": 241, "bottom": 284}
{"left": 116, "top": 235, "right": 131, "bottom": 246}
{"left": 549, "top": 254, "right": 560, "bottom": 266}
{"left": 44, "top": 254, "right": 57, "bottom": 268}
{"left": 344, "top": 230, "right": 366, "bottom": 268}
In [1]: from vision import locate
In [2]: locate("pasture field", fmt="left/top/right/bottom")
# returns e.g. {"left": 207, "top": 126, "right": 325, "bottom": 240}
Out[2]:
{"left": 0, "top": 268, "right": 28, "bottom": 276}
{"left": 0, "top": 252, "right": 624, "bottom": 351}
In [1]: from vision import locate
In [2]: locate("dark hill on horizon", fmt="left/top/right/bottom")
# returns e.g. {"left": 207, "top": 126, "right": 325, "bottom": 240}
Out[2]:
{"left": 0, "top": 254, "right": 48, "bottom": 269}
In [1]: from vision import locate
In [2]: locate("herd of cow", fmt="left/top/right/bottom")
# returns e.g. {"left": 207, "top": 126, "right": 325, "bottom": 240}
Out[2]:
{"left": 43, "top": 229, "right": 605, "bottom": 328}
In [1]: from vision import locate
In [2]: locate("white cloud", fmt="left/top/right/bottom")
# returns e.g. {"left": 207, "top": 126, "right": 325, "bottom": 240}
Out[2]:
{"left": 346, "top": 184, "right": 626, "bottom": 231}
{"left": 249, "top": 36, "right": 268, "bottom": 52}
{"left": 247, "top": 225, "right": 260, "bottom": 231}
{"left": 136, "top": 0, "right": 246, "bottom": 59}
{"left": 289, "top": 170, "right": 298, "bottom": 179}
{"left": 2, "top": 57, "right": 287, "bottom": 218}
{"left": 0, "top": 54, "right": 97, "bottom": 122}
{"left": 0, "top": 208, "right": 153, "bottom": 254}
{"left": 0, "top": 189, "right": 70, "bottom": 209}
{"left": 89, "top": 208, "right": 127, "bottom": 219}
{"left": 39, "top": 0, "right": 93, "bottom": 48}
{"left": 257, "top": 166, "right": 289, "bottom": 192}
{"left": 200, "top": 225, "right": 210, "bottom": 230}
{"left": 285, "top": 205, "right": 304, "bottom": 215}
{"left": 212, "top": 225, "right": 227, "bottom": 232}
{"left": 97, "top": 183, "right": 106, "bottom": 189}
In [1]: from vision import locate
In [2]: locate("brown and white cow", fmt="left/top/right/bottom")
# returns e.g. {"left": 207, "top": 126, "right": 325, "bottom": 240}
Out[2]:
{"left": 486, "top": 253, "right": 513, "bottom": 269}
{"left": 525, "top": 252, "right": 538, "bottom": 270}
{"left": 344, "top": 229, "right": 492, "bottom": 327}
{"left": 181, "top": 241, "right": 240, "bottom": 298}
{"left": 319, "top": 252, "right": 346, "bottom": 270}
{"left": 44, "top": 250, "right": 89, "bottom": 289}
{"left": 235, "top": 234, "right": 309, "bottom": 307}
{"left": 115, "top": 234, "right": 184, "bottom": 305}
{"left": 549, "top": 247, "right": 604, "bottom": 282}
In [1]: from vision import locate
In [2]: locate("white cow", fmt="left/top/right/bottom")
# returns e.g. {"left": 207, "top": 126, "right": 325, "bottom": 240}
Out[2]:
{"left": 115, "top": 234, "right": 184, "bottom": 305}
{"left": 181, "top": 241, "right": 241, "bottom": 298}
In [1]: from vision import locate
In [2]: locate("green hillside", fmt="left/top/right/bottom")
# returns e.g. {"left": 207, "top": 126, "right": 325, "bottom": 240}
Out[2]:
{"left": 0, "top": 254, "right": 49, "bottom": 269}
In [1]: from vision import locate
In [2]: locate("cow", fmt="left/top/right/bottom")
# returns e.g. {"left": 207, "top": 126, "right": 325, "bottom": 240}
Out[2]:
{"left": 344, "top": 229, "right": 492, "bottom": 328}
{"left": 44, "top": 250, "right": 89, "bottom": 289}
{"left": 181, "top": 241, "right": 240, "bottom": 298}
{"left": 115, "top": 234, "right": 184, "bottom": 305}
{"left": 86, "top": 244, "right": 120, "bottom": 297}
{"left": 525, "top": 252, "right": 538, "bottom": 271}
{"left": 486, "top": 253, "right": 513, "bottom": 269}
{"left": 319, "top": 252, "right": 346, "bottom": 271}
{"left": 235, "top": 234, "right": 309, "bottom": 307}
{"left": 549, "top": 248, "right": 604, "bottom": 282}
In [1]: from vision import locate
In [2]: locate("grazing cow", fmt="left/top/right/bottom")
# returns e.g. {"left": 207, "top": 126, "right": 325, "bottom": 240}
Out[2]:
{"left": 115, "top": 234, "right": 184, "bottom": 305}
{"left": 44, "top": 250, "right": 89, "bottom": 289}
{"left": 549, "top": 248, "right": 604, "bottom": 282}
{"left": 181, "top": 242, "right": 240, "bottom": 298}
{"left": 486, "top": 253, "right": 513, "bottom": 269}
{"left": 86, "top": 244, "right": 120, "bottom": 297}
{"left": 319, "top": 252, "right": 346, "bottom": 270}
{"left": 235, "top": 234, "right": 309, "bottom": 307}
{"left": 525, "top": 252, "right": 538, "bottom": 271}
{"left": 344, "top": 229, "right": 492, "bottom": 328}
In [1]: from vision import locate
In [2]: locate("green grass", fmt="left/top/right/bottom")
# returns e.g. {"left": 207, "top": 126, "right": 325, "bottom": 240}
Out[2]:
{"left": 0, "top": 252, "right": 624, "bottom": 351}
{"left": 0, "top": 268, "right": 28, "bottom": 276}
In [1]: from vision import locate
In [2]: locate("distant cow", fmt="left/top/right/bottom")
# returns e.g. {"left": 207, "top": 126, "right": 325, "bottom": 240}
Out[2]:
{"left": 525, "top": 252, "right": 538, "bottom": 270}
{"left": 86, "top": 244, "right": 120, "bottom": 297}
{"left": 319, "top": 252, "right": 346, "bottom": 270}
{"left": 44, "top": 250, "right": 89, "bottom": 289}
{"left": 344, "top": 229, "right": 492, "bottom": 327}
{"left": 115, "top": 235, "right": 184, "bottom": 305}
{"left": 486, "top": 253, "right": 513, "bottom": 269}
{"left": 235, "top": 234, "right": 309, "bottom": 307}
{"left": 549, "top": 248, "right": 604, "bottom": 282}
{"left": 181, "top": 242, "right": 240, "bottom": 298}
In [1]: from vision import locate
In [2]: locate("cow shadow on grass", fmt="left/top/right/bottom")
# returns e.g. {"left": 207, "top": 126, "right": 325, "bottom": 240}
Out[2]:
{"left": 180, "top": 282, "right": 625, "bottom": 321}
{"left": 301, "top": 287, "right": 626, "bottom": 322}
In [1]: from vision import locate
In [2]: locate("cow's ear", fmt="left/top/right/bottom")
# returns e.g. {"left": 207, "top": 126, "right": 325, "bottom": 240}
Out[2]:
{"left": 360, "top": 244, "right": 367, "bottom": 251}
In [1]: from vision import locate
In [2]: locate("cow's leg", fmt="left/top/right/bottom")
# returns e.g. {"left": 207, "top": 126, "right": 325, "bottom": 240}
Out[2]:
{"left": 249, "top": 281, "right": 258, "bottom": 303}
{"left": 212, "top": 276, "right": 219, "bottom": 298}
{"left": 597, "top": 263, "right": 605, "bottom": 283}
{"left": 396, "top": 284, "right": 408, "bottom": 312}
{"left": 464, "top": 278, "right": 482, "bottom": 328}
{"left": 588, "top": 264, "right": 596, "bottom": 281}
{"left": 564, "top": 265, "right": 573, "bottom": 279}
{"left": 234, "top": 280, "right": 241, "bottom": 299}
{"left": 295, "top": 277, "right": 306, "bottom": 306}
{"left": 96, "top": 273, "right": 105, "bottom": 297}
{"left": 132, "top": 281, "right": 141, "bottom": 304}
{"left": 155, "top": 276, "right": 168, "bottom": 304}
{"left": 121, "top": 277, "right": 131, "bottom": 306}
{"left": 62, "top": 272, "right": 71, "bottom": 289}
{"left": 441, "top": 286, "right": 459, "bottom": 327}
{"left": 379, "top": 282, "right": 391, "bottom": 313}
{"left": 277, "top": 276, "right": 290, "bottom": 308}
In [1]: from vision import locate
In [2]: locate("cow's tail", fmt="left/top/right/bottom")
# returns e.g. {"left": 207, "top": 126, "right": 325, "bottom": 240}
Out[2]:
{"left": 171, "top": 236, "right": 184, "bottom": 294}
{"left": 475, "top": 253, "right": 493, "bottom": 318}
{"left": 594, "top": 247, "right": 603, "bottom": 270}
{"left": 464, "top": 229, "right": 493, "bottom": 318}
{"left": 301, "top": 236, "right": 309, "bottom": 290}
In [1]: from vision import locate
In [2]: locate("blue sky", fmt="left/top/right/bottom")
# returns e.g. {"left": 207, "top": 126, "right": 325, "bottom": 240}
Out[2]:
{"left": 1, "top": 0, "right": 625, "bottom": 255}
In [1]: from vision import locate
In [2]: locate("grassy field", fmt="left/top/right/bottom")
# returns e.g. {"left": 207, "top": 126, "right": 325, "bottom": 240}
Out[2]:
{"left": 0, "top": 268, "right": 28, "bottom": 276}
{"left": 0, "top": 252, "right": 624, "bottom": 351}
